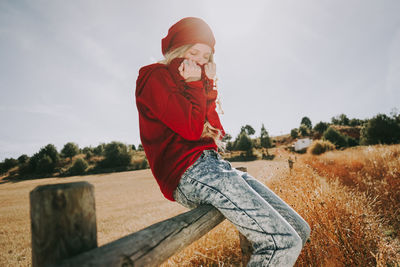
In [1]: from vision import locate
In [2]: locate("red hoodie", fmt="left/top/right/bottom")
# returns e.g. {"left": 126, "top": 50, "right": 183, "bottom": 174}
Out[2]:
{"left": 135, "top": 57, "right": 225, "bottom": 201}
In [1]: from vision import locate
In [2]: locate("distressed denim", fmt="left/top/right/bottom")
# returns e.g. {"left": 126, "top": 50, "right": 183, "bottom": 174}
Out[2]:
{"left": 173, "top": 150, "right": 310, "bottom": 267}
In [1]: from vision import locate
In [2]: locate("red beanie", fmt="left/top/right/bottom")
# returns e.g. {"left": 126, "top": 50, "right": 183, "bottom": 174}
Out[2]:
{"left": 162, "top": 17, "right": 215, "bottom": 55}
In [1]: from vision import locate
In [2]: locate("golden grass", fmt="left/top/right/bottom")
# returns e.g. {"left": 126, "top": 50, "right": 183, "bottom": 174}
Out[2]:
{"left": 304, "top": 145, "right": 400, "bottom": 237}
{"left": 0, "top": 170, "right": 187, "bottom": 267}
{"left": 1, "top": 146, "right": 400, "bottom": 266}
{"left": 162, "top": 146, "right": 400, "bottom": 266}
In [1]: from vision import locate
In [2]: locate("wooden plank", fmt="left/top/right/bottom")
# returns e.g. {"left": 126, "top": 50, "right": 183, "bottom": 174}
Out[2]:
{"left": 54, "top": 205, "right": 225, "bottom": 267}
{"left": 30, "top": 182, "right": 97, "bottom": 267}
{"left": 235, "top": 167, "right": 253, "bottom": 266}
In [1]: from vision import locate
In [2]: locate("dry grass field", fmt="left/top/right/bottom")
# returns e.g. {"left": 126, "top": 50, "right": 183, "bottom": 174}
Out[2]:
{"left": 1, "top": 145, "right": 400, "bottom": 266}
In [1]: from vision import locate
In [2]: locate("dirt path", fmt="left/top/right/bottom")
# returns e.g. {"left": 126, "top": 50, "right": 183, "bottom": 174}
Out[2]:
{"left": 0, "top": 150, "right": 293, "bottom": 267}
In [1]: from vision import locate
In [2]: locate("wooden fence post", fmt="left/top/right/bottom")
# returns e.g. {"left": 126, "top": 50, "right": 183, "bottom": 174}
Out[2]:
{"left": 30, "top": 182, "right": 97, "bottom": 267}
{"left": 236, "top": 167, "right": 253, "bottom": 266}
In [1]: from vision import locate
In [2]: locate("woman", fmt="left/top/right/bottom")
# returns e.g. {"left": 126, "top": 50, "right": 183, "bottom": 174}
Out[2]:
{"left": 135, "top": 17, "right": 310, "bottom": 266}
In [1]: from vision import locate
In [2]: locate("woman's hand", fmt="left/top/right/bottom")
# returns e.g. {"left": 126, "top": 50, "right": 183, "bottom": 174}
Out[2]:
{"left": 204, "top": 62, "right": 216, "bottom": 80}
{"left": 179, "top": 59, "right": 201, "bottom": 82}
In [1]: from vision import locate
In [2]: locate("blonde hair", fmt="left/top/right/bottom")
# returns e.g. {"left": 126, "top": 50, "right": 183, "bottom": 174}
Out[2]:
{"left": 159, "top": 45, "right": 224, "bottom": 151}
{"left": 158, "top": 44, "right": 214, "bottom": 65}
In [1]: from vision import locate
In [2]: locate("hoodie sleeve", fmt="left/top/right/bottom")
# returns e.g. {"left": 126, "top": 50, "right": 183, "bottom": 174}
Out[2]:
{"left": 137, "top": 67, "right": 207, "bottom": 141}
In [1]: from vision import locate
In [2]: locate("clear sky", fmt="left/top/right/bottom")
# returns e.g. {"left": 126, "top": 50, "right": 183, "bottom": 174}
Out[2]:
{"left": 1, "top": 0, "right": 399, "bottom": 161}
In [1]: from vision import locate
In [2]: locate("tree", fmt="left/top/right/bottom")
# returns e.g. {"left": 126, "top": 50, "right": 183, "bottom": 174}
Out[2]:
{"left": 300, "top": 117, "right": 312, "bottom": 129}
{"left": 290, "top": 128, "right": 299, "bottom": 139}
{"left": 41, "top": 144, "right": 60, "bottom": 164}
{"left": 27, "top": 144, "right": 60, "bottom": 174}
{"left": 234, "top": 132, "right": 253, "bottom": 151}
{"left": 241, "top": 125, "right": 255, "bottom": 136}
{"left": 260, "top": 124, "right": 271, "bottom": 148}
{"left": 61, "top": 142, "right": 80, "bottom": 160}
{"left": 138, "top": 144, "right": 144, "bottom": 151}
{"left": 313, "top": 121, "right": 329, "bottom": 135}
{"left": 360, "top": 114, "right": 400, "bottom": 145}
{"left": 131, "top": 144, "right": 136, "bottom": 151}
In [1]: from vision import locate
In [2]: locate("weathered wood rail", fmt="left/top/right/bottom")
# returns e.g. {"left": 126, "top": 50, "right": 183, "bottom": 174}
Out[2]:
{"left": 30, "top": 167, "right": 252, "bottom": 267}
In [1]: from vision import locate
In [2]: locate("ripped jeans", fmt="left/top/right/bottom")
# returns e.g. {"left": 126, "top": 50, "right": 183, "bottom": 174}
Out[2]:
{"left": 173, "top": 150, "right": 310, "bottom": 267}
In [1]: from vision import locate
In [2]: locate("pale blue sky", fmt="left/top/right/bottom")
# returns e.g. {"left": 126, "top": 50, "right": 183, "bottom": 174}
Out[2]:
{"left": 1, "top": 0, "right": 399, "bottom": 160}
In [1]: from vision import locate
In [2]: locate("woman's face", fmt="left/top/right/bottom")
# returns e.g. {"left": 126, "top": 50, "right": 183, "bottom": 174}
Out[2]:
{"left": 183, "top": 43, "right": 212, "bottom": 66}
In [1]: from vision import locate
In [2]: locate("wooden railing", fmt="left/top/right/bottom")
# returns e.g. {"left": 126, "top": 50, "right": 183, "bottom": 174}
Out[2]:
{"left": 29, "top": 167, "right": 252, "bottom": 267}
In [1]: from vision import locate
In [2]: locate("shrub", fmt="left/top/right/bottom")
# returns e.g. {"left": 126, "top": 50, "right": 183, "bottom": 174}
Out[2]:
{"left": 99, "top": 141, "right": 132, "bottom": 168}
{"left": 131, "top": 158, "right": 149, "bottom": 170}
{"left": 323, "top": 127, "right": 348, "bottom": 148}
{"left": 140, "top": 159, "right": 148, "bottom": 169}
{"left": 262, "top": 151, "right": 275, "bottom": 160}
{"left": 61, "top": 142, "right": 79, "bottom": 159}
{"left": 308, "top": 140, "right": 335, "bottom": 155}
{"left": 346, "top": 136, "right": 359, "bottom": 147}
{"left": 36, "top": 155, "right": 54, "bottom": 174}
{"left": 68, "top": 158, "right": 88, "bottom": 175}
{"left": 360, "top": 114, "right": 400, "bottom": 145}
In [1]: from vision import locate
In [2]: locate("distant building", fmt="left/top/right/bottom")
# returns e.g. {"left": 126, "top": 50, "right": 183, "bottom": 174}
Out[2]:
{"left": 293, "top": 138, "right": 313, "bottom": 152}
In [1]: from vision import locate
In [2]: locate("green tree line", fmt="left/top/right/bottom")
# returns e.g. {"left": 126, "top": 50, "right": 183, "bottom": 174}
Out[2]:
{"left": 1, "top": 109, "right": 400, "bottom": 177}
{"left": 0, "top": 141, "right": 148, "bottom": 178}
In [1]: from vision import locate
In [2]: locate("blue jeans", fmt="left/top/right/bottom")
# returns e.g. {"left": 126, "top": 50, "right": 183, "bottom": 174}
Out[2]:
{"left": 173, "top": 150, "right": 310, "bottom": 267}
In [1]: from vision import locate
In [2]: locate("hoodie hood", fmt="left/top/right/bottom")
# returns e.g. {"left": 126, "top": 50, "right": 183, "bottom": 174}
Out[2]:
{"left": 136, "top": 58, "right": 188, "bottom": 98}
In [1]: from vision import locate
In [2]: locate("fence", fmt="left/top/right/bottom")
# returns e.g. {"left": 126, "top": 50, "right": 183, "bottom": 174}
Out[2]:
{"left": 29, "top": 167, "right": 252, "bottom": 267}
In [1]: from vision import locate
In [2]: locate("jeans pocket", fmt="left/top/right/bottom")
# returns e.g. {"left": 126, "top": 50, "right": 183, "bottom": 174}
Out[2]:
{"left": 173, "top": 185, "right": 199, "bottom": 210}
